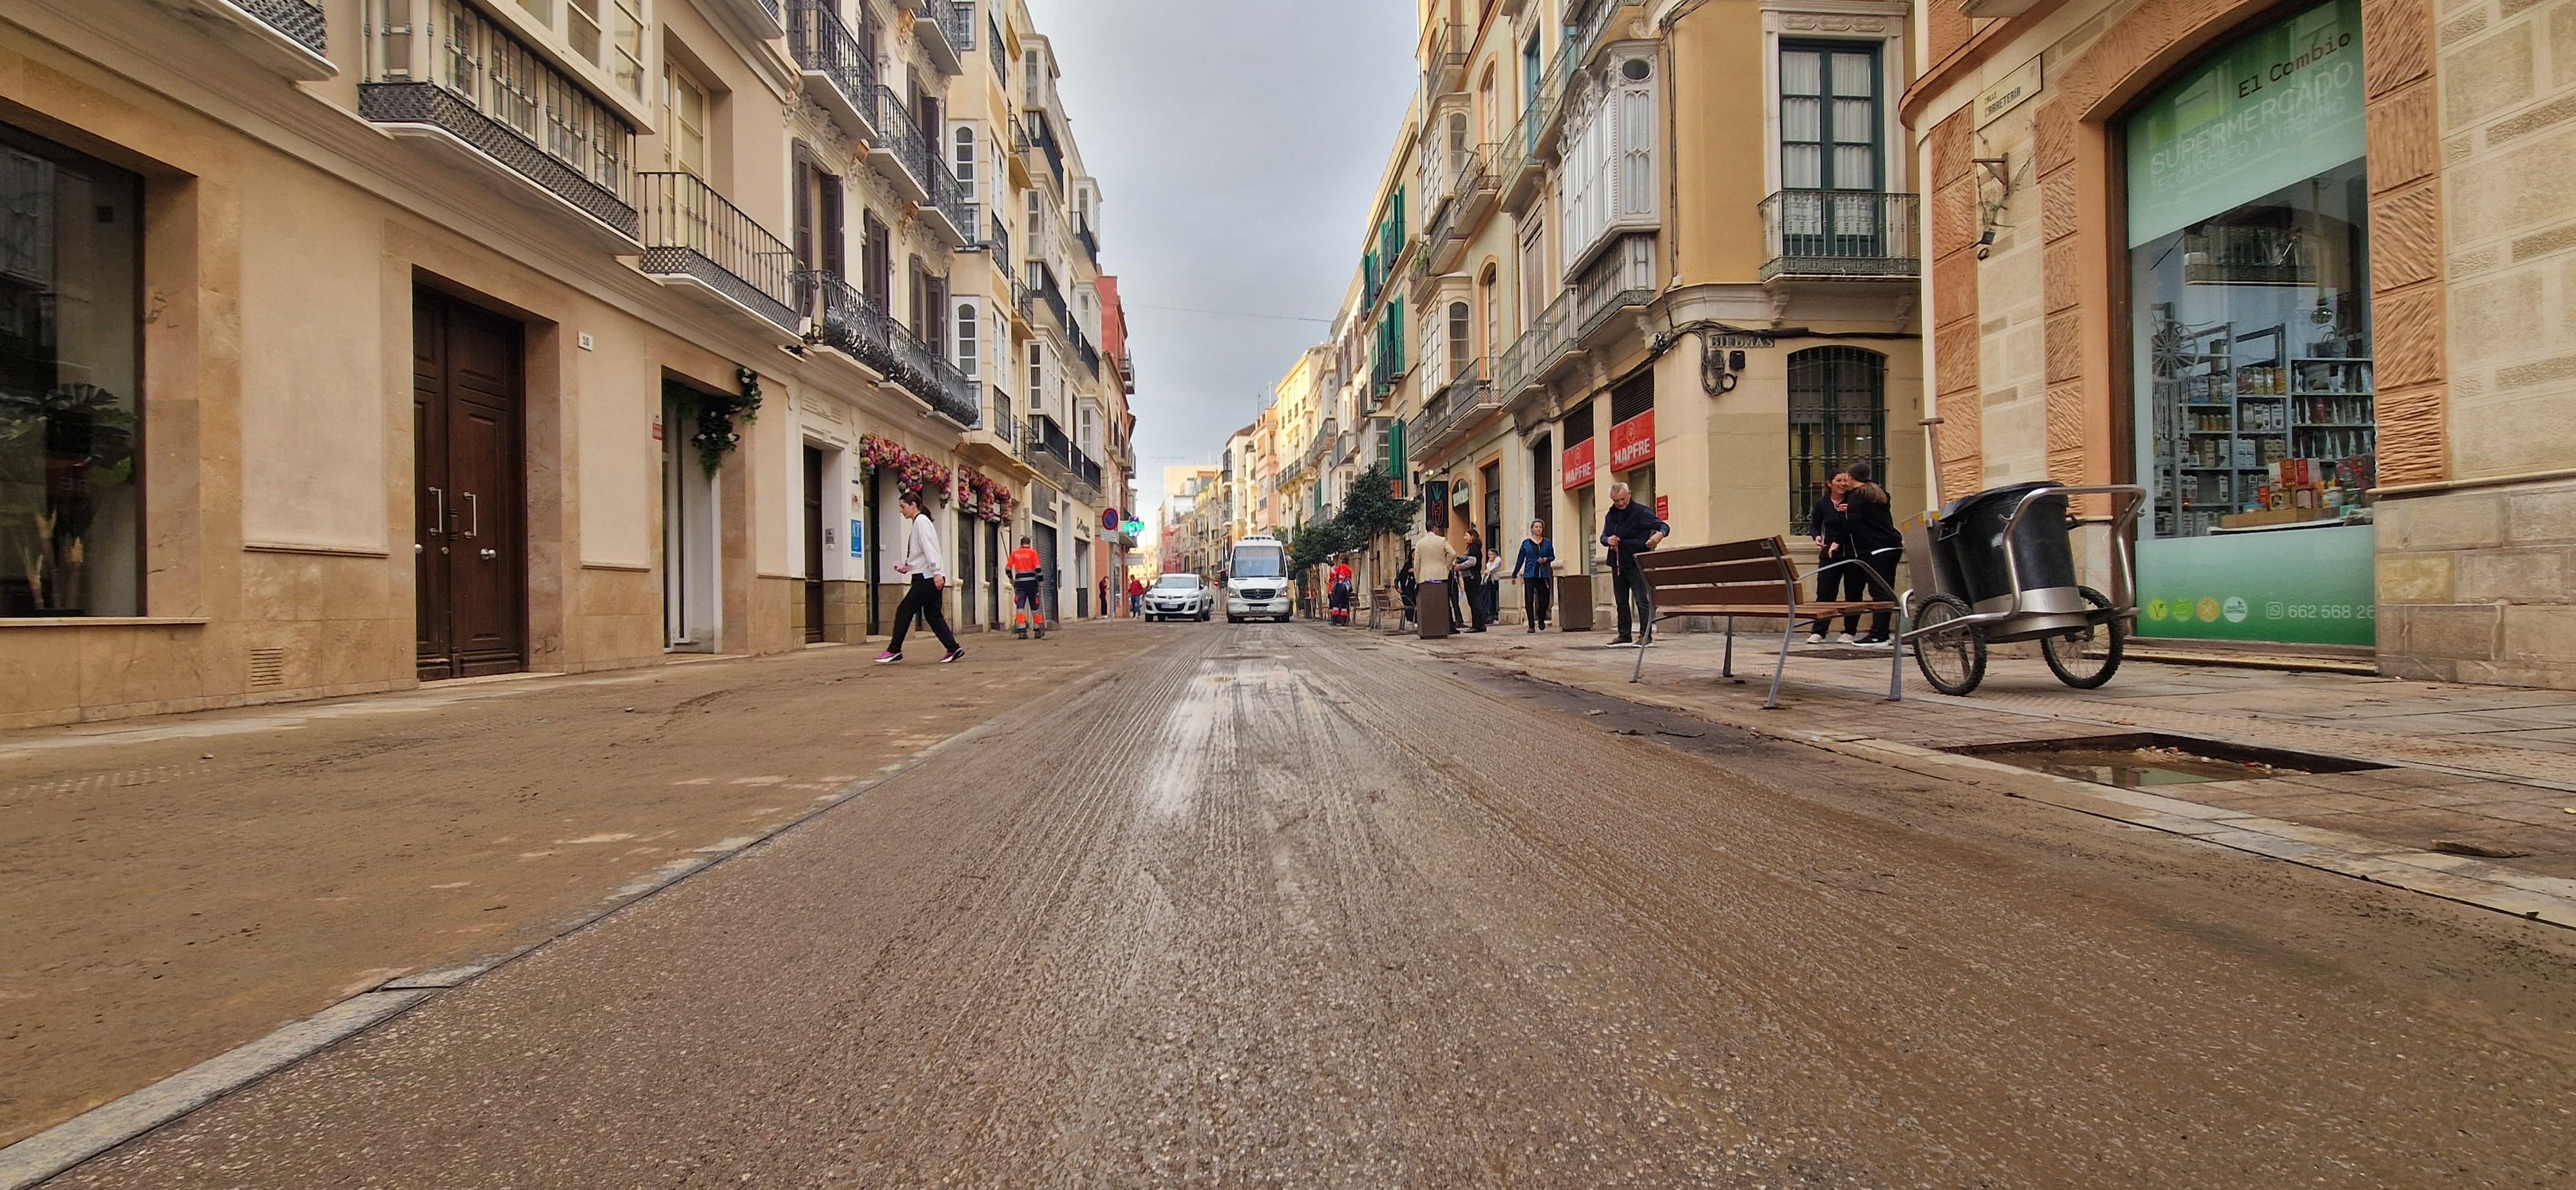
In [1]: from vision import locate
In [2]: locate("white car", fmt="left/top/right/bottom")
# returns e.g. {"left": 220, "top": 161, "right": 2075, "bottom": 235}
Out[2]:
{"left": 1144, "top": 573, "right": 1211, "bottom": 621}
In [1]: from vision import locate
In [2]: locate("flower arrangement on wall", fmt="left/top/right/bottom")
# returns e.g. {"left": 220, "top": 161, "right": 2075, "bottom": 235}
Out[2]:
{"left": 858, "top": 435, "right": 951, "bottom": 503}
{"left": 956, "top": 468, "right": 1015, "bottom": 524}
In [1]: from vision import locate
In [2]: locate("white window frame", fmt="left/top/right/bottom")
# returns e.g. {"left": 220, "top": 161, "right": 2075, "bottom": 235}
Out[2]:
{"left": 955, "top": 298, "right": 981, "bottom": 379}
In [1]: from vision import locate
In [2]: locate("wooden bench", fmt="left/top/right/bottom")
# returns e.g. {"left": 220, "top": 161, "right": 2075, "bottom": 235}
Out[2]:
{"left": 1628, "top": 536, "right": 1906, "bottom": 708}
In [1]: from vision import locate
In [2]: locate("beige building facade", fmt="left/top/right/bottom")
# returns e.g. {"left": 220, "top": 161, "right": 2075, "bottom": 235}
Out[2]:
{"left": 1909, "top": 0, "right": 2575, "bottom": 686}
{"left": 1282, "top": 0, "right": 1927, "bottom": 620}
{"left": 1, "top": 0, "right": 1134, "bottom": 727}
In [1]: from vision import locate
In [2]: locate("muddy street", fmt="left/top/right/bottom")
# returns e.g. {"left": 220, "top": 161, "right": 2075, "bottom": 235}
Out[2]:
{"left": 55, "top": 623, "right": 2576, "bottom": 1187}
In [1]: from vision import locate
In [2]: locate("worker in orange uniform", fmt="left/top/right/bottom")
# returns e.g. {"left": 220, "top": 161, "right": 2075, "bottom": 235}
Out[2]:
{"left": 1007, "top": 535, "right": 1046, "bottom": 639}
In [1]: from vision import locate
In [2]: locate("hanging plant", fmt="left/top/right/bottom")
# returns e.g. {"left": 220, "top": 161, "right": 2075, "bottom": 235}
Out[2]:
{"left": 860, "top": 435, "right": 911, "bottom": 473}
{"left": 692, "top": 368, "right": 764, "bottom": 476}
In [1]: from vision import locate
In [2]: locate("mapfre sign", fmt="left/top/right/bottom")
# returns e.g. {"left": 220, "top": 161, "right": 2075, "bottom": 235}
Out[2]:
{"left": 1608, "top": 410, "right": 1656, "bottom": 471}
{"left": 1562, "top": 439, "right": 1596, "bottom": 490}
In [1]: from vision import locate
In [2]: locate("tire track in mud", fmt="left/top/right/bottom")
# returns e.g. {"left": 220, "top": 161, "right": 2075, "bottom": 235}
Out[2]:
{"left": 53, "top": 625, "right": 2576, "bottom": 1189}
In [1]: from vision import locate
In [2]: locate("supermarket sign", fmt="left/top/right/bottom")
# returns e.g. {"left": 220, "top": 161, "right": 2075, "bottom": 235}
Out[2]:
{"left": 1562, "top": 439, "right": 1595, "bottom": 490}
{"left": 2136, "top": 524, "right": 2374, "bottom": 646}
{"left": 1609, "top": 410, "right": 1656, "bottom": 471}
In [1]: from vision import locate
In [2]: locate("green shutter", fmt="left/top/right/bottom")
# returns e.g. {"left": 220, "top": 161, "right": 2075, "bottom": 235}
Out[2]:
{"left": 1390, "top": 420, "right": 1406, "bottom": 488}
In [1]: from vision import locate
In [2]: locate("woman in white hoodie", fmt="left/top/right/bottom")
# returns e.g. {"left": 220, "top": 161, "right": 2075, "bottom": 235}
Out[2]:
{"left": 878, "top": 491, "right": 964, "bottom": 664}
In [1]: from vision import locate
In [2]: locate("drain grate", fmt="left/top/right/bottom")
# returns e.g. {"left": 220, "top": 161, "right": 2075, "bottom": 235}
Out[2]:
{"left": 1951, "top": 732, "right": 2385, "bottom": 789}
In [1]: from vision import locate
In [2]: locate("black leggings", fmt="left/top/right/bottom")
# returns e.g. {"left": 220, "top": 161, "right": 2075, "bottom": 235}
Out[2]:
{"left": 889, "top": 576, "right": 958, "bottom": 654}
{"left": 1523, "top": 578, "right": 1551, "bottom": 628}
{"left": 1812, "top": 553, "right": 1864, "bottom": 635}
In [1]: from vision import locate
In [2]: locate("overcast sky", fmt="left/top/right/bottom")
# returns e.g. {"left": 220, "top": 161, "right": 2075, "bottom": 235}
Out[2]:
{"left": 1023, "top": 0, "right": 1417, "bottom": 524}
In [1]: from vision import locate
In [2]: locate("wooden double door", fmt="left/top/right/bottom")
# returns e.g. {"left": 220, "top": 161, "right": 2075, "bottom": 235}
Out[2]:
{"left": 414, "top": 289, "right": 527, "bottom": 680}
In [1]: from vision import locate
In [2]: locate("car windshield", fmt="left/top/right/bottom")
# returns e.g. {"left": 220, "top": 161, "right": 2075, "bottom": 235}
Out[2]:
{"left": 1154, "top": 576, "right": 1199, "bottom": 590}
{"left": 1231, "top": 545, "right": 1286, "bottom": 579}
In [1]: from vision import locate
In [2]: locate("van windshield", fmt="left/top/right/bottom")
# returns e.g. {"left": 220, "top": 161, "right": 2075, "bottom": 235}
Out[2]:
{"left": 1231, "top": 545, "right": 1286, "bottom": 579}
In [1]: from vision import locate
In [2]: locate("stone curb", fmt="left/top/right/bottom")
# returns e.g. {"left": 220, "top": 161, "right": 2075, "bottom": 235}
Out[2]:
{"left": 1403, "top": 638, "right": 2576, "bottom": 933}
{"left": 0, "top": 666, "right": 1099, "bottom": 1190}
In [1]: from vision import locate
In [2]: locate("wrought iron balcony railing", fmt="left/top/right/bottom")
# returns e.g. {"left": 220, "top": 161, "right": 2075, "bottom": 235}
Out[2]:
{"left": 361, "top": 0, "right": 638, "bottom": 239}
{"left": 940, "top": 1, "right": 974, "bottom": 51}
{"left": 1573, "top": 233, "right": 1656, "bottom": 341}
{"left": 240, "top": 0, "right": 328, "bottom": 59}
{"left": 788, "top": 0, "right": 878, "bottom": 137}
{"left": 1759, "top": 190, "right": 1922, "bottom": 280}
{"left": 985, "top": 390, "right": 1017, "bottom": 446}
{"left": 988, "top": 15, "right": 1008, "bottom": 77}
{"left": 1497, "top": 289, "right": 1571, "bottom": 397}
{"left": 1424, "top": 21, "right": 1468, "bottom": 94}
{"left": 887, "top": 314, "right": 978, "bottom": 427}
{"left": 1412, "top": 357, "right": 1501, "bottom": 454}
{"left": 799, "top": 270, "right": 976, "bottom": 426}
{"left": 639, "top": 173, "right": 798, "bottom": 330}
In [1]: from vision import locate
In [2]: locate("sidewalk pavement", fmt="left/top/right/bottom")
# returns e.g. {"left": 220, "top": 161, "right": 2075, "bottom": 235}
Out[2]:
{"left": 1377, "top": 619, "right": 2576, "bottom": 926}
{"left": 0, "top": 623, "right": 1146, "bottom": 1151}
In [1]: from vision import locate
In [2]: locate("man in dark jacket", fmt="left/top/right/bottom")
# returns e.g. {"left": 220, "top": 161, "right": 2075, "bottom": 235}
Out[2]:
{"left": 1599, "top": 482, "right": 1669, "bottom": 646}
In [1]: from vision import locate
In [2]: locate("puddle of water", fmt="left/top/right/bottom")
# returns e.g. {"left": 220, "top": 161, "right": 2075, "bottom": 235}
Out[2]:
{"left": 1955, "top": 733, "right": 2385, "bottom": 790}
{"left": 2000, "top": 748, "right": 2271, "bottom": 788}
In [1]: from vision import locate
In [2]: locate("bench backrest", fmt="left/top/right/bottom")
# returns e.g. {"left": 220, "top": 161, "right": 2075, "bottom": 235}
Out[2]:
{"left": 1631, "top": 537, "right": 1797, "bottom": 609}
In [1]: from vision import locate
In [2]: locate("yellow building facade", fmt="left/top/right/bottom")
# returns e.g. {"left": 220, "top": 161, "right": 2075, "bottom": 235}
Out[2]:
{"left": 1296, "top": 0, "right": 1926, "bottom": 621}
{"left": 1, "top": 0, "right": 1134, "bottom": 726}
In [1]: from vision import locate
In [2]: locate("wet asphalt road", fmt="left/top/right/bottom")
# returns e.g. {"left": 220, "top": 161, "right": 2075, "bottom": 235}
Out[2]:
{"left": 57, "top": 623, "right": 2576, "bottom": 1187}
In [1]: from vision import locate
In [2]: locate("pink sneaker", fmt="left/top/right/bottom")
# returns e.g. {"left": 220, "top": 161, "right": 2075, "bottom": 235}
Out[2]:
{"left": 874, "top": 651, "right": 902, "bottom": 664}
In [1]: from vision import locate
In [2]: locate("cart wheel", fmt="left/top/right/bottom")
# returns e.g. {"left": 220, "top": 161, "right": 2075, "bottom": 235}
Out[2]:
{"left": 2041, "top": 585, "right": 2125, "bottom": 689}
{"left": 1910, "top": 593, "right": 1988, "bottom": 696}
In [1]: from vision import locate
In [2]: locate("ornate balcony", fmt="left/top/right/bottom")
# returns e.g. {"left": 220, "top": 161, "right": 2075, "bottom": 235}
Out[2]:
{"left": 916, "top": 0, "right": 970, "bottom": 75}
{"left": 800, "top": 271, "right": 975, "bottom": 425}
{"left": 360, "top": 0, "right": 638, "bottom": 248}
{"left": 1411, "top": 357, "right": 1502, "bottom": 457}
{"left": 868, "top": 86, "right": 969, "bottom": 245}
{"left": 1497, "top": 290, "right": 1577, "bottom": 401}
{"left": 186, "top": 0, "right": 333, "bottom": 79}
{"left": 1759, "top": 191, "right": 1922, "bottom": 281}
{"left": 1573, "top": 233, "right": 1656, "bottom": 343}
{"left": 1424, "top": 21, "right": 1468, "bottom": 95}
{"left": 639, "top": 173, "right": 799, "bottom": 335}
{"left": 789, "top": 0, "right": 878, "bottom": 142}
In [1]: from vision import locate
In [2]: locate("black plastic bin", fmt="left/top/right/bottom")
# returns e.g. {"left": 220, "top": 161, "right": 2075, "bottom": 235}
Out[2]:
{"left": 1933, "top": 482, "right": 2077, "bottom": 610}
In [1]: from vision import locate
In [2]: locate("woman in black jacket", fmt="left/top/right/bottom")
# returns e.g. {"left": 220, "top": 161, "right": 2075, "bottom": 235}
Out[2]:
{"left": 1841, "top": 461, "right": 1904, "bottom": 645}
{"left": 1805, "top": 470, "right": 1858, "bottom": 643}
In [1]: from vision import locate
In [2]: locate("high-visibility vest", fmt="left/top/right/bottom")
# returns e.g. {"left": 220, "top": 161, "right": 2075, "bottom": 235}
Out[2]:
{"left": 1007, "top": 547, "right": 1042, "bottom": 577}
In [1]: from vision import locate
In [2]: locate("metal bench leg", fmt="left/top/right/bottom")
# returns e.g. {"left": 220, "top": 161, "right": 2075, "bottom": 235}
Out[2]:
{"left": 1887, "top": 600, "right": 1906, "bottom": 702}
{"left": 1721, "top": 616, "right": 1734, "bottom": 677}
{"left": 1768, "top": 604, "right": 1794, "bottom": 710}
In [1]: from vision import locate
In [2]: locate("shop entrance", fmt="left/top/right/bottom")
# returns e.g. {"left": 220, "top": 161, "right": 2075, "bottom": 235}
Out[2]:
{"left": 413, "top": 288, "right": 526, "bottom": 681}
{"left": 802, "top": 446, "right": 826, "bottom": 643}
{"left": 2123, "top": 0, "right": 2376, "bottom": 647}
{"left": 660, "top": 382, "right": 719, "bottom": 652}
{"left": 1032, "top": 519, "right": 1059, "bottom": 623}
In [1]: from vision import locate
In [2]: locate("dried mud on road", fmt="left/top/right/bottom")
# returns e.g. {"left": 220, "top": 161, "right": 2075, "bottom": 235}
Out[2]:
{"left": 0, "top": 627, "right": 1144, "bottom": 1149}
{"left": 47, "top": 623, "right": 2576, "bottom": 1187}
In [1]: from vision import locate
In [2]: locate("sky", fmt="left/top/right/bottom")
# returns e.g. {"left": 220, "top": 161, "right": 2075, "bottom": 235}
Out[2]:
{"left": 1022, "top": 0, "right": 1419, "bottom": 534}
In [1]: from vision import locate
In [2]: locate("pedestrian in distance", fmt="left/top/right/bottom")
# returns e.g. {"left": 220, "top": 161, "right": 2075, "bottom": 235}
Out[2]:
{"left": 1126, "top": 575, "right": 1146, "bottom": 618}
{"left": 878, "top": 491, "right": 964, "bottom": 665}
{"left": 1097, "top": 577, "right": 1110, "bottom": 621}
{"left": 1413, "top": 521, "right": 1455, "bottom": 638}
{"left": 1397, "top": 558, "right": 1418, "bottom": 627}
{"left": 1841, "top": 461, "right": 1903, "bottom": 646}
{"left": 1457, "top": 524, "right": 1488, "bottom": 632}
{"left": 1806, "top": 469, "right": 1862, "bottom": 644}
{"left": 1513, "top": 519, "right": 1557, "bottom": 633}
{"left": 1479, "top": 530, "right": 1506, "bottom": 630}
{"left": 1007, "top": 536, "right": 1045, "bottom": 639}
{"left": 1599, "top": 483, "right": 1669, "bottom": 647}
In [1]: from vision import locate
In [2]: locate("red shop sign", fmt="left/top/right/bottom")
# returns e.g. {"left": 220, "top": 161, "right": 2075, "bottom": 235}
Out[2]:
{"left": 1609, "top": 410, "right": 1656, "bottom": 471}
{"left": 1562, "top": 439, "right": 1596, "bottom": 491}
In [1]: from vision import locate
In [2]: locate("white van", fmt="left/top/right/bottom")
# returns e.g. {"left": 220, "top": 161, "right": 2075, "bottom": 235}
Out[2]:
{"left": 1226, "top": 535, "right": 1293, "bottom": 623}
